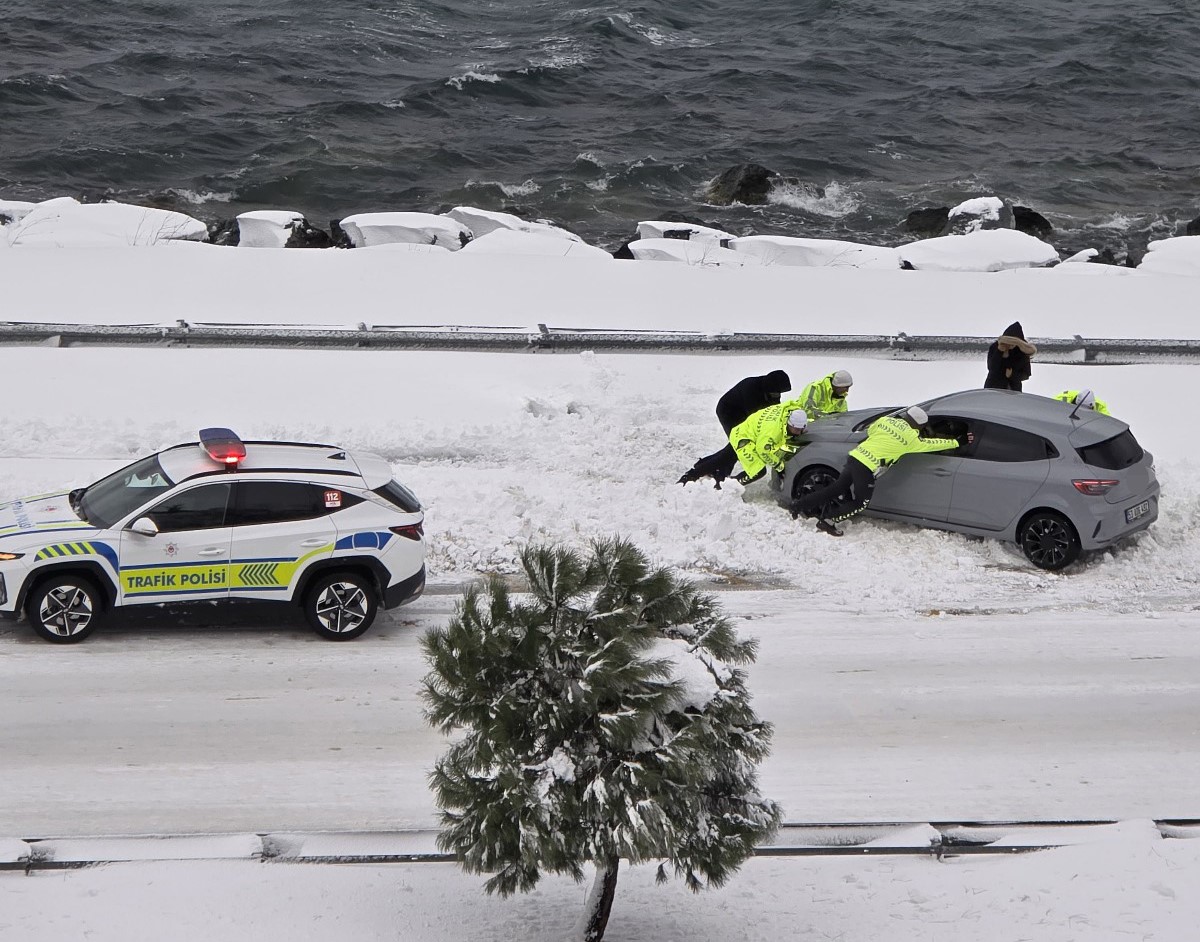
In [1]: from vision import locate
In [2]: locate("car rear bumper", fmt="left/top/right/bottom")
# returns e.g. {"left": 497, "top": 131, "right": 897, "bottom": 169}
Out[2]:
{"left": 1083, "top": 490, "right": 1159, "bottom": 549}
{"left": 384, "top": 565, "right": 426, "bottom": 609}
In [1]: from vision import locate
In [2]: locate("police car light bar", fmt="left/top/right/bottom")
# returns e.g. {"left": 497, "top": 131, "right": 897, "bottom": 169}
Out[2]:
{"left": 199, "top": 427, "right": 247, "bottom": 465}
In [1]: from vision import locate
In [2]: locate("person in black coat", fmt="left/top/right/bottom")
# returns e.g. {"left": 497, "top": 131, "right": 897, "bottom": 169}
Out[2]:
{"left": 984, "top": 321, "right": 1037, "bottom": 391}
{"left": 678, "top": 370, "right": 792, "bottom": 486}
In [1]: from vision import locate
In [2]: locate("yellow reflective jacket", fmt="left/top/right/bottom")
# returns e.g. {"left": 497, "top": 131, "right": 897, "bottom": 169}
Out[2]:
{"left": 1054, "top": 390, "right": 1111, "bottom": 416}
{"left": 799, "top": 374, "right": 850, "bottom": 419}
{"left": 849, "top": 415, "right": 959, "bottom": 473}
{"left": 730, "top": 397, "right": 809, "bottom": 478}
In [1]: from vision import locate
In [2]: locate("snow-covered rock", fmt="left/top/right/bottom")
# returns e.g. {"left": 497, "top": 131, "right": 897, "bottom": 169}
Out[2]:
{"left": 636, "top": 220, "right": 736, "bottom": 243}
{"left": 1138, "top": 236, "right": 1200, "bottom": 276}
{"left": 624, "top": 237, "right": 761, "bottom": 267}
{"left": 339, "top": 212, "right": 472, "bottom": 250}
{"left": 235, "top": 210, "right": 305, "bottom": 249}
{"left": 443, "top": 206, "right": 580, "bottom": 242}
{"left": 728, "top": 235, "right": 901, "bottom": 269}
{"left": 899, "top": 229, "right": 1059, "bottom": 272}
{"left": 0, "top": 199, "right": 37, "bottom": 225}
{"left": 1, "top": 197, "right": 207, "bottom": 247}
{"left": 946, "top": 196, "right": 1013, "bottom": 234}
{"left": 458, "top": 228, "right": 612, "bottom": 259}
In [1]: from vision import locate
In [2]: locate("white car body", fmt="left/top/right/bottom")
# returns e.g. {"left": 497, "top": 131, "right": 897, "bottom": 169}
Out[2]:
{"left": 0, "top": 432, "right": 425, "bottom": 642}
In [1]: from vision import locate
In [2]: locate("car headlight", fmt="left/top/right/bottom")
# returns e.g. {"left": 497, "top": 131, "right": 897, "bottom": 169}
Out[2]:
{"left": 0, "top": 552, "right": 25, "bottom": 561}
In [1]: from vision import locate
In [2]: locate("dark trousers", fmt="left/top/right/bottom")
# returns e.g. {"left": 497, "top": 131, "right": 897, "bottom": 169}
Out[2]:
{"left": 792, "top": 457, "right": 876, "bottom": 521}
{"left": 688, "top": 404, "right": 747, "bottom": 481}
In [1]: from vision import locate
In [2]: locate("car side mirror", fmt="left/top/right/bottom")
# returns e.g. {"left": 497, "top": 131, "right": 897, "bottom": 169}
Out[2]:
{"left": 129, "top": 517, "right": 159, "bottom": 537}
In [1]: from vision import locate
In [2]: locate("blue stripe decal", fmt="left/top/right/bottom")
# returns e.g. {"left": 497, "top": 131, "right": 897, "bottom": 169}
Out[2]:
{"left": 0, "top": 526, "right": 99, "bottom": 542}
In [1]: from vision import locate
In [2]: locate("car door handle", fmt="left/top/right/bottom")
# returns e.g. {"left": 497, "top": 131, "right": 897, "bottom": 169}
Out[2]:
{"left": 197, "top": 547, "right": 227, "bottom": 557}
{"left": 300, "top": 539, "right": 327, "bottom": 547}
{"left": 933, "top": 469, "right": 954, "bottom": 477}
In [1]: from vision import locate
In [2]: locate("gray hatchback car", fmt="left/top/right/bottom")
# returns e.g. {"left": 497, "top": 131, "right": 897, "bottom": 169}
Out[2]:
{"left": 776, "top": 389, "right": 1159, "bottom": 569}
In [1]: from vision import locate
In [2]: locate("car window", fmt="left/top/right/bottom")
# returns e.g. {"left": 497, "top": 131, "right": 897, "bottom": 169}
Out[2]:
{"left": 226, "top": 481, "right": 363, "bottom": 526}
{"left": 1077, "top": 430, "right": 1143, "bottom": 470}
{"left": 80, "top": 454, "right": 177, "bottom": 528}
{"left": 143, "top": 483, "right": 231, "bottom": 533}
{"left": 969, "top": 420, "right": 1057, "bottom": 462}
{"left": 373, "top": 479, "right": 422, "bottom": 513}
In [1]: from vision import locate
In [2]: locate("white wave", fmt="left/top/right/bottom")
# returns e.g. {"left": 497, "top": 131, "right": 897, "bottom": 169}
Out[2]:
{"left": 522, "top": 46, "right": 588, "bottom": 71}
{"left": 164, "top": 188, "right": 234, "bottom": 205}
{"left": 381, "top": 99, "right": 405, "bottom": 110}
{"left": 1086, "top": 213, "right": 1139, "bottom": 232}
{"left": 574, "top": 152, "right": 605, "bottom": 167}
{"left": 445, "top": 70, "right": 501, "bottom": 90}
{"left": 767, "top": 180, "right": 861, "bottom": 217}
{"left": 869, "top": 140, "right": 911, "bottom": 161}
{"left": 610, "top": 12, "right": 712, "bottom": 47}
{"left": 585, "top": 176, "right": 611, "bottom": 192}
{"left": 465, "top": 178, "right": 541, "bottom": 198}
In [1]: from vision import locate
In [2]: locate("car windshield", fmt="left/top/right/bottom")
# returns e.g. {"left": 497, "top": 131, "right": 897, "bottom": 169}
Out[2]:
{"left": 78, "top": 455, "right": 176, "bottom": 529}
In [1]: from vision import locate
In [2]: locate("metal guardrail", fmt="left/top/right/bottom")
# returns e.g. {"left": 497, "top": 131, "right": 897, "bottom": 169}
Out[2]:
{"left": 4, "top": 819, "right": 1196, "bottom": 870}
{"left": 4, "top": 320, "right": 1200, "bottom": 363}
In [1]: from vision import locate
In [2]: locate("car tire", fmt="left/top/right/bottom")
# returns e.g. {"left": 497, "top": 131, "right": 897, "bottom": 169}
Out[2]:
{"left": 303, "top": 571, "right": 379, "bottom": 641}
{"left": 792, "top": 465, "right": 854, "bottom": 518}
{"left": 26, "top": 575, "right": 105, "bottom": 644}
{"left": 1018, "top": 511, "right": 1081, "bottom": 571}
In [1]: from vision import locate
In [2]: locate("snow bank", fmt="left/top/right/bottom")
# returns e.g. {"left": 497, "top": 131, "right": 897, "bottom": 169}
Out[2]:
{"left": 460, "top": 228, "right": 613, "bottom": 259}
{"left": 338, "top": 212, "right": 472, "bottom": 250}
{"left": 1138, "top": 235, "right": 1200, "bottom": 276}
{"left": 624, "top": 237, "right": 757, "bottom": 266}
{"left": 0, "top": 197, "right": 207, "bottom": 247}
{"left": 444, "top": 206, "right": 581, "bottom": 242}
{"left": 900, "top": 229, "right": 1060, "bottom": 272}
{"left": 729, "top": 234, "right": 901, "bottom": 269}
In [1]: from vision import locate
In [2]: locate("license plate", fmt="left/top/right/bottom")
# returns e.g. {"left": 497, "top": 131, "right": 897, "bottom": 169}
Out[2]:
{"left": 1125, "top": 500, "right": 1150, "bottom": 523}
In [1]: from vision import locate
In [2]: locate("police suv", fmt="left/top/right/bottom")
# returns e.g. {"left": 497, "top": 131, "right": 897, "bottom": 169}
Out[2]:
{"left": 0, "top": 429, "right": 426, "bottom": 643}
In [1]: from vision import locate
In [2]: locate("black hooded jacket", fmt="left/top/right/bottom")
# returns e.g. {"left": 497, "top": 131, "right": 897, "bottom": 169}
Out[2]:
{"left": 984, "top": 321, "right": 1036, "bottom": 391}
{"left": 715, "top": 370, "right": 792, "bottom": 433}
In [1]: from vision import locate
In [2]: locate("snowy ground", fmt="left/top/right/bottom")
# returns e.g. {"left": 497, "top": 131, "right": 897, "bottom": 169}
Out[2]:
{"left": 2, "top": 247, "right": 1199, "bottom": 939}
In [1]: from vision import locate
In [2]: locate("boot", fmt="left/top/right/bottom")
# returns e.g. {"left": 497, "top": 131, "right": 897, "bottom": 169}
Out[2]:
{"left": 815, "top": 518, "right": 844, "bottom": 537}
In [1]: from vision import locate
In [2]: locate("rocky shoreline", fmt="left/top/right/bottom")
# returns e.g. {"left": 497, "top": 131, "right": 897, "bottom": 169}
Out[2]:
{"left": 3, "top": 171, "right": 1198, "bottom": 275}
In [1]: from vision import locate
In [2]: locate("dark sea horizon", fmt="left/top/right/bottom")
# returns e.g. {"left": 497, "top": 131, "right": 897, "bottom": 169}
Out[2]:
{"left": 2, "top": 0, "right": 1198, "bottom": 259}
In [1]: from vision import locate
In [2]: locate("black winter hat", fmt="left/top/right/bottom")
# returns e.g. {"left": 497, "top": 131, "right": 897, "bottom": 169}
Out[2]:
{"left": 1002, "top": 321, "right": 1025, "bottom": 340}
{"left": 766, "top": 370, "right": 791, "bottom": 393}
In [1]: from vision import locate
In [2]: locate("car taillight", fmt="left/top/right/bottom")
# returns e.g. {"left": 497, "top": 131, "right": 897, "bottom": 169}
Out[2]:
{"left": 389, "top": 522, "right": 424, "bottom": 541}
{"left": 1073, "top": 479, "right": 1119, "bottom": 496}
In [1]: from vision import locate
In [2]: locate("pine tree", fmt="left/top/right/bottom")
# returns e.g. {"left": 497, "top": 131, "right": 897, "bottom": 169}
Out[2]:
{"left": 422, "top": 537, "right": 781, "bottom": 942}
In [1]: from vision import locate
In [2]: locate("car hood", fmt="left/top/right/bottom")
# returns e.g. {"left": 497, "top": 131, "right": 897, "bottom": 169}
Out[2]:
{"left": 804, "top": 406, "right": 902, "bottom": 442}
{"left": 0, "top": 492, "right": 98, "bottom": 547}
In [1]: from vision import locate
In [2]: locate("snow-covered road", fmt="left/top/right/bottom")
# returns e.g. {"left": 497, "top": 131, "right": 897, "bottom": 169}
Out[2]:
{"left": 4, "top": 589, "right": 1196, "bottom": 837}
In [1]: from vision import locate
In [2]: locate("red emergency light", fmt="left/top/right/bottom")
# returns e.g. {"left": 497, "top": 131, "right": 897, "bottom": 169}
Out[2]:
{"left": 199, "top": 427, "right": 247, "bottom": 466}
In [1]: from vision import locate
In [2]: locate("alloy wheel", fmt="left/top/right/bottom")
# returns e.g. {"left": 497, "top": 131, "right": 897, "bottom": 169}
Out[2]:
{"left": 313, "top": 581, "right": 369, "bottom": 634}
{"left": 39, "top": 585, "right": 94, "bottom": 638}
{"left": 1022, "top": 516, "right": 1075, "bottom": 569}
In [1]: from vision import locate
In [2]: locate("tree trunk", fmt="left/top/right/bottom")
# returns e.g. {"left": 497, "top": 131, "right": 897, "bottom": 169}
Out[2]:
{"left": 574, "top": 857, "right": 620, "bottom": 942}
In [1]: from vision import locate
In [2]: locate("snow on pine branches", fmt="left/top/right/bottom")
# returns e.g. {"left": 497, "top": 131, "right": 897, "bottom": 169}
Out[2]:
{"left": 421, "top": 537, "right": 781, "bottom": 941}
